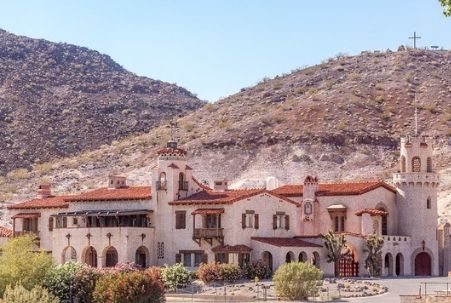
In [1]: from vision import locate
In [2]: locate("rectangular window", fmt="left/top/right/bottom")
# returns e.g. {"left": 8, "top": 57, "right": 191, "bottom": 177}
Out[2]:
{"left": 175, "top": 211, "right": 186, "bottom": 229}
{"left": 275, "top": 212, "right": 285, "bottom": 229}
{"left": 205, "top": 214, "right": 218, "bottom": 228}
{"left": 340, "top": 216, "right": 345, "bottom": 232}
{"left": 215, "top": 253, "right": 229, "bottom": 264}
{"left": 183, "top": 253, "right": 192, "bottom": 267}
{"left": 334, "top": 216, "right": 345, "bottom": 232}
{"left": 194, "top": 253, "right": 203, "bottom": 267}
{"left": 242, "top": 210, "right": 254, "bottom": 228}
{"left": 73, "top": 217, "right": 78, "bottom": 225}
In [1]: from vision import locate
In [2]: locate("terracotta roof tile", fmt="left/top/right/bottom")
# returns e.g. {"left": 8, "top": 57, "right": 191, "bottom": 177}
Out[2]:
{"left": 192, "top": 208, "right": 224, "bottom": 215}
{"left": 169, "top": 189, "right": 300, "bottom": 206}
{"left": 0, "top": 226, "right": 12, "bottom": 237}
{"left": 192, "top": 177, "right": 212, "bottom": 190}
{"left": 355, "top": 208, "right": 388, "bottom": 216}
{"left": 157, "top": 147, "right": 187, "bottom": 156}
{"left": 65, "top": 186, "right": 151, "bottom": 202}
{"left": 8, "top": 196, "right": 71, "bottom": 210}
{"left": 11, "top": 212, "right": 41, "bottom": 219}
{"left": 251, "top": 237, "right": 322, "bottom": 248}
{"left": 271, "top": 180, "right": 396, "bottom": 197}
{"left": 212, "top": 244, "right": 252, "bottom": 253}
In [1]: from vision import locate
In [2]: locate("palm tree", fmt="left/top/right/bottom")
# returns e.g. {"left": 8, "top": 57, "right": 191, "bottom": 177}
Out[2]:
{"left": 321, "top": 230, "right": 351, "bottom": 277}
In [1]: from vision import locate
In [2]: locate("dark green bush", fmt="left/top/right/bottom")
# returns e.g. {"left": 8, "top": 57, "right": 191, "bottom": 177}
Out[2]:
{"left": 218, "top": 264, "right": 242, "bottom": 283}
{"left": 243, "top": 260, "right": 272, "bottom": 279}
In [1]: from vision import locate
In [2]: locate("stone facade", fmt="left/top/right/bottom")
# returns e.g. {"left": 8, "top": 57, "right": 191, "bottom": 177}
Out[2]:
{"left": 6, "top": 136, "right": 445, "bottom": 277}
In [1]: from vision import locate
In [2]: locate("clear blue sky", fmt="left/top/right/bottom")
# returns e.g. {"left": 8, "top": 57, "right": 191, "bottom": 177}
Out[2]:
{"left": 0, "top": 1, "right": 450, "bottom": 101}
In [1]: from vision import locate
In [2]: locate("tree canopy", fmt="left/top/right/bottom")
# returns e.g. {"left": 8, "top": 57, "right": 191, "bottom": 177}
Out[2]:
{"left": 440, "top": 0, "right": 451, "bottom": 16}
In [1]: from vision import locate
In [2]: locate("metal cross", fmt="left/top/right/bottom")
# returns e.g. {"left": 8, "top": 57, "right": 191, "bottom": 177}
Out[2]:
{"left": 409, "top": 32, "right": 421, "bottom": 49}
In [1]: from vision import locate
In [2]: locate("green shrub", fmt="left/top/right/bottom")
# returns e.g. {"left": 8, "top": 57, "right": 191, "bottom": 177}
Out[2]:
{"left": 0, "top": 236, "right": 53, "bottom": 297}
{"left": 0, "top": 284, "right": 59, "bottom": 303}
{"left": 273, "top": 262, "right": 323, "bottom": 301}
{"left": 197, "top": 263, "right": 220, "bottom": 284}
{"left": 43, "top": 262, "right": 84, "bottom": 302}
{"left": 243, "top": 260, "right": 272, "bottom": 279}
{"left": 93, "top": 271, "right": 164, "bottom": 303}
{"left": 218, "top": 264, "right": 242, "bottom": 283}
{"left": 161, "top": 263, "right": 191, "bottom": 290}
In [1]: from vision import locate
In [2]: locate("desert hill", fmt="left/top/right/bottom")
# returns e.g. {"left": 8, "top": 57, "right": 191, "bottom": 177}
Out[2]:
{"left": 0, "top": 29, "right": 204, "bottom": 174}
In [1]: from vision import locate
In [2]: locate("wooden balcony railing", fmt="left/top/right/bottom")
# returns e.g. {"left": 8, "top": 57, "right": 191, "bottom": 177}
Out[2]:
{"left": 193, "top": 228, "right": 224, "bottom": 239}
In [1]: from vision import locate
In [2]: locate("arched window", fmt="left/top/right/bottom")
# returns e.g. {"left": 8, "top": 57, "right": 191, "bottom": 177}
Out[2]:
{"left": 84, "top": 246, "right": 98, "bottom": 267}
{"left": 179, "top": 172, "right": 187, "bottom": 190}
{"left": 62, "top": 246, "right": 77, "bottom": 263}
{"left": 158, "top": 172, "right": 167, "bottom": 190}
{"left": 105, "top": 246, "right": 118, "bottom": 267}
{"left": 427, "top": 157, "right": 432, "bottom": 172}
{"left": 426, "top": 197, "right": 431, "bottom": 209}
{"left": 412, "top": 157, "right": 421, "bottom": 172}
{"left": 400, "top": 156, "right": 406, "bottom": 172}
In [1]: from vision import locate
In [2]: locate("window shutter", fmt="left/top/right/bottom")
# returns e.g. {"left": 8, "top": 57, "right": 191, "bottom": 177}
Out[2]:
{"left": 202, "top": 253, "right": 208, "bottom": 264}
{"left": 48, "top": 217, "right": 53, "bottom": 232}
{"left": 254, "top": 214, "right": 259, "bottom": 229}
{"left": 242, "top": 214, "right": 246, "bottom": 229}
{"left": 285, "top": 215, "right": 290, "bottom": 230}
{"left": 62, "top": 217, "right": 67, "bottom": 228}
{"left": 273, "top": 215, "right": 277, "bottom": 229}
{"left": 175, "top": 253, "right": 181, "bottom": 263}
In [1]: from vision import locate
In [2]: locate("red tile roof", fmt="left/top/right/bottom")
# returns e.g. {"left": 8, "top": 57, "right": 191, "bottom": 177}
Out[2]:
{"left": 271, "top": 180, "right": 396, "bottom": 197}
{"left": 212, "top": 244, "right": 252, "bottom": 253}
{"left": 11, "top": 212, "right": 41, "bottom": 219}
{"left": 0, "top": 226, "right": 12, "bottom": 237}
{"left": 251, "top": 237, "right": 322, "bottom": 248}
{"left": 157, "top": 147, "right": 187, "bottom": 156}
{"left": 355, "top": 208, "right": 388, "bottom": 216}
{"left": 192, "top": 177, "right": 212, "bottom": 190}
{"left": 8, "top": 196, "right": 71, "bottom": 210}
{"left": 65, "top": 186, "right": 151, "bottom": 202}
{"left": 169, "top": 189, "right": 300, "bottom": 206}
{"left": 192, "top": 208, "right": 224, "bottom": 215}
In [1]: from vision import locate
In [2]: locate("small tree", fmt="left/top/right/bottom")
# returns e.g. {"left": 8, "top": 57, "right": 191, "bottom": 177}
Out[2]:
{"left": 273, "top": 262, "right": 323, "bottom": 301}
{"left": 365, "top": 234, "right": 384, "bottom": 277}
{"left": 321, "top": 230, "right": 351, "bottom": 277}
{"left": 0, "top": 236, "right": 53, "bottom": 296}
{"left": 440, "top": 0, "right": 451, "bottom": 16}
{"left": 161, "top": 263, "right": 191, "bottom": 290}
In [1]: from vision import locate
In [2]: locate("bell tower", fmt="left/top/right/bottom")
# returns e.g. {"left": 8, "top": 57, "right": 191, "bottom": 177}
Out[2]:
{"left": 393, "top": 135, "right": 439, "bottom": 275}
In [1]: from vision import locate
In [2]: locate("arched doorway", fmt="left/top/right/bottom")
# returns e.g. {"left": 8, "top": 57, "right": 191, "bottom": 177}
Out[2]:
{"left": 285, "top": 251, "right": 295, "bottom": 263}
{"left": 339, "top": 250, "right": 359, "bottom": 277}
{"left": 415, "top": 252, "right": 431, "bottom": 276}
{"left": 384, "top": 253, "right": 393, "bottom": 276}
{"left": 84, "top": 246, "right": 98, "bottom": 268}
{"left": 395, "top": 253, "right": 404, "bottom": 276}
{"left": 62, "top": 246, "right": 77, "bottom": 263}
{"left": 135, "top": 246, "right": 149, "bottom": 268}
{"left": 262, "top": 251, "right": 273, "bottom": 272}
{"left": 298, "top": 251, "right": 308, "bottom": 262}
{"left": 312, "top": 252, "right": 320, "bottom": 268}
{"left": 104, "top": 246, "right": 118, "bottom": 267}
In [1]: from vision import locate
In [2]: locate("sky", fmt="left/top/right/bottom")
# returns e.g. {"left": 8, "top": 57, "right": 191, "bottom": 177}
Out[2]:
{"left": 0, "top": 1, "right": 450, "bottom": 102}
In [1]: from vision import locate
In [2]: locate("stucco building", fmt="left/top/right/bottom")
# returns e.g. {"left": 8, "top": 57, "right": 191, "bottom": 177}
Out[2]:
{"left": 7, "top": 135, "right": 444, "bottom": 277}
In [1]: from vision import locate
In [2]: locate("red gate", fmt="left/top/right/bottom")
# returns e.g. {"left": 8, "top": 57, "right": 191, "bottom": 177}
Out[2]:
{"left": 339, "top": 252, "right": 359, "bottom": 277}
{"left": 415, "top": 252, "right": 431, "bottom": 276}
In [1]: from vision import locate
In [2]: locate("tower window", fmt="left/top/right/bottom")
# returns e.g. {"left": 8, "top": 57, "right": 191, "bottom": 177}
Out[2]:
{"left": 427, "top": 197, "right": 431, "bottom": 209}
{"left": 427, "top": 157, "right": 432, "bottom": 173}
{"left": 412, "top": 157, "right": 421, "bottom": 172}
{"left": 400, "top": 156, "right": 406, "bottom": 172}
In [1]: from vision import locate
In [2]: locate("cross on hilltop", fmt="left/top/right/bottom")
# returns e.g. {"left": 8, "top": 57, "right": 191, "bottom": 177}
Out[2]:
{"left": 409, "top": 31, "right": 421, "bottom": 49}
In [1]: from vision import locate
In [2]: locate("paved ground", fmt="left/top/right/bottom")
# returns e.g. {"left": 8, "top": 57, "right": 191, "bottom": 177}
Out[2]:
{"left": 166, "top": 277, "right": 451, "bottom": 303}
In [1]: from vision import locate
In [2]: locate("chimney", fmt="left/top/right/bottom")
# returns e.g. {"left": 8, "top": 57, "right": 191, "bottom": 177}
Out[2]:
{"left": 265, "top": 176, "right": 279, "bottom": 190}
{"left": 303, "top": 175, "right": 319, "bottom": 200}
{"left": 108, "top": 175, "right": 127, "bottom": 189}
{"left": 213, "top": 179, "right": 228, "bottom": 192}
{"left": 37, "top": 184, "right": 52, "bottom": 199}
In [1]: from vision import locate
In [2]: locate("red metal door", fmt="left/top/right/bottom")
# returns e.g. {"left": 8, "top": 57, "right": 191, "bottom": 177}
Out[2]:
{"left": 415, "top": 252, "right": 431, "bottom": 276}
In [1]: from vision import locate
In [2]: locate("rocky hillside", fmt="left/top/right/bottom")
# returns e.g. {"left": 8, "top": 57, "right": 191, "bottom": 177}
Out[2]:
{"left": 0, "top": 29, "right": 204, "bottom": 174}
{"left": 1, "top": 48, "right": 450, "bottom": 222}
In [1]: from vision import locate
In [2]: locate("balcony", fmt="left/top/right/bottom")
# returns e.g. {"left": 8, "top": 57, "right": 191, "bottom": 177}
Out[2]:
{"left": 193, "top": 228, "right": 224, "bottom": 245}
{"left": 156, "top": 181, "right": 167, "bottom": 190}
{"left": 179, "top": 181, "right": 188, "bottom": 191}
